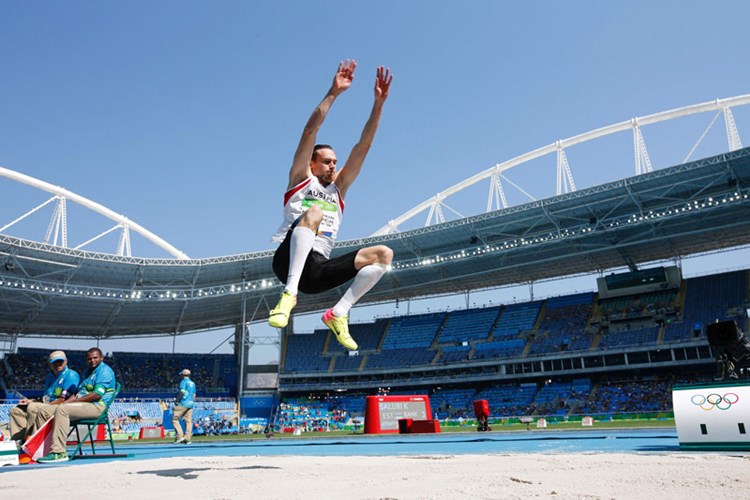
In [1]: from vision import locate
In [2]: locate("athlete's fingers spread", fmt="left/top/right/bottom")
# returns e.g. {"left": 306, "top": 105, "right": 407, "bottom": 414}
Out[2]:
{"left": 377, "top": 66, "right": 392, "bottom": 86}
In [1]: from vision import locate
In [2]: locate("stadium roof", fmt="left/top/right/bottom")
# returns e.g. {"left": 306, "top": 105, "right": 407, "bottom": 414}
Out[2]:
{"left": 2, "top": 147, "right": 750, "bottom": 338}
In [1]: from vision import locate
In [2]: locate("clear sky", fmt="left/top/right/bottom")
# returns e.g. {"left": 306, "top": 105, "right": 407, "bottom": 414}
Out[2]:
{"left": 2, "top": 1, "right": 750, "bottom": 361}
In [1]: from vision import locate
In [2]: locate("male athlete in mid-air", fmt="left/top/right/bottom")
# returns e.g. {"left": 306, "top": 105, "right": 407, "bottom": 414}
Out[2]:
{"left": 269, "top": 59, "right": 393, "bottom": 351}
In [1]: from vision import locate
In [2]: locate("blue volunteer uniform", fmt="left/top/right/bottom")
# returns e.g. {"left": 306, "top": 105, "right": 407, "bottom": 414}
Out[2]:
{"left": 43, "top": 366, "right": 80, "bottom": 402}
{"left": 78, "top": 360, "right": 117, "bottom": 406}
{"left": 179, "top": 377, "right": 196, "bottom": 408}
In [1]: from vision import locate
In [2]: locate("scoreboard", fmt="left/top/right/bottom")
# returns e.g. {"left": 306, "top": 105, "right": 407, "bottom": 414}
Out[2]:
{"left": 364, "top": 395, "right": 433, "bottom": 434}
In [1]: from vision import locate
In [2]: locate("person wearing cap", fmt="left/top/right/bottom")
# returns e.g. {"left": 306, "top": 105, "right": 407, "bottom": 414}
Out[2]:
{"left": 9, "top": 350, "right": 80, "bottom": 442}
{"left": 172, "top": 368, "right": 196, "bottom": 444}
{"left": 35, "top": 347, "right": 116, "bottom": 463}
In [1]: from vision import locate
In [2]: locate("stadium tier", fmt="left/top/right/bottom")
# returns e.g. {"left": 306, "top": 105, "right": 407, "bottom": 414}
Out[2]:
{"left": 278, "top": 269, "right": 748, "bottom": 394}
{"left": 437, "top": 307, "right": 501, "bottom": 343}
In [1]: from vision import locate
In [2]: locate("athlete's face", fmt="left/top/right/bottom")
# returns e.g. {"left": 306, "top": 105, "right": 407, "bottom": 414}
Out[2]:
{"left": 310, "top": 148, "right": 337, "bottom": 185}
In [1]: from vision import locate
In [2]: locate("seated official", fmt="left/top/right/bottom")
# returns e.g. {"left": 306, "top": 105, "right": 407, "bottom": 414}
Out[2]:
{"left": 9, "top": 350, "right": 80, "bottom": 443}
{"left": 34, "top": 347, "right": 116, "bottom": 463}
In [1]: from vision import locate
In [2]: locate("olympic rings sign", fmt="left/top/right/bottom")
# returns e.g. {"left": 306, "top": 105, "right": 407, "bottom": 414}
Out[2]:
{"left": 690, "top": 393, "right": 740, "bottom": 411}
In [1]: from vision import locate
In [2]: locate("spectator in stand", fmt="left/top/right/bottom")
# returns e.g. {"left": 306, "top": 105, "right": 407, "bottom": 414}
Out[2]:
{"left": 35, "top": 347, "right": 117, "bottom": 463}
{"left": 9, "top": 350, "right": 80, "bottom": 443}
{"left": 172, "top": 369, "right": 196, "bottom": 444}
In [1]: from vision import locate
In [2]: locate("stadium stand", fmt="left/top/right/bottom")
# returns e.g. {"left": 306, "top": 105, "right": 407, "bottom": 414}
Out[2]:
{"left": 437, "top": 307, "right": 501, "bottom": 344}
{"left": 188, "top": 400, "right": 238, "bottom": 435}
{"left": 380, "top": 312, "right": 446, "bottom": 349}
{"left": 283, "top": 330, "right": 331, "bottom": 372}
{"left": 331, "top": 353, "right": 364, "bottom": 372}
{"left": 578, "top": 378, "right": 673, "bottom": 415}
{"left": 5, "top": 348, "right": 88, "bottom": 394}
{"left": 663, "top": 270, "right": 747, "bottom": 341}
{"left": 2, "top": 269, "right": 748, "bottom": 437}
{"left": 528, "top": 293, "right": 594, "bottom": 355}
{"left": 598, "top": 324, "right": 660, "bottom": 349}
{"left": 533, "top": 381, "right": 575, "bottom": 415}
{"left": 492, "top": 302, "right": 542, "bottom": 339}
{"left": 430, "top": 386, "right": 477, "bottom": 417}
{"left": 438, "top": 345, "right": 472, "bottom": 364}
{"left": 472, "top": 339, "right": 525, "bottom": 360}
{"left": 273, "top": 397, "right": 350, "bottom": 432}
{"left": 365, "top": 346, "right": 437, "bottom": 370}
{"left": 473, "top": 383, "right": 539, "bottom": 417}
{"left": 327, "top": 319, "right": 389, "bottom": 353}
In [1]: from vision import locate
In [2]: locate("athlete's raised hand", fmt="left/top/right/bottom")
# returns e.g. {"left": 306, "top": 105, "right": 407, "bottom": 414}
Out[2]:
{"left": 374, "top": 66, "right": 393, "bottom": 102}
{"left": 331, "top": 59, "right": 356, "bottom": 95}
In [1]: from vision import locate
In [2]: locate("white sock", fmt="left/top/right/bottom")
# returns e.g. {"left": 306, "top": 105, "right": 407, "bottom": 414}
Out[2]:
{"left": 285, "top": 226, "right": 316, "bottom": 296}
{"left": 332, "top": 263, "right": 389, "bottom": 317}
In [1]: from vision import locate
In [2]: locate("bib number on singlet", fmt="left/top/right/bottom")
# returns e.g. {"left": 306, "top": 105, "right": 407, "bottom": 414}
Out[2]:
{"left": 303, "top": 198, "right": 339, "bottom": 237}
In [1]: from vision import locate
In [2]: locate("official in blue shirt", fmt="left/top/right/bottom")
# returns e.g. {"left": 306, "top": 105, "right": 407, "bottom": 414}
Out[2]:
{"left": 36, "top": 347, "right": 117, "bottom": 463}
{"left": 9, "top": 350, "right": 80, "bottom": 442}
{"left": 172, "top": 368, "right": 197, "bottom": 444}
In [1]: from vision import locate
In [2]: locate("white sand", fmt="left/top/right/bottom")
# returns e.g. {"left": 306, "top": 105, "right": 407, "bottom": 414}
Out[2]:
{"left": 1, "top": 453, "right": 748, "bottom": 499}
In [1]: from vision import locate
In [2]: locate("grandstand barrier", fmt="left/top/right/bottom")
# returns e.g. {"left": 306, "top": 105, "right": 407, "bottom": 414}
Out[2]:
{"left": 364, "top": 395, "right": 432, "bottom": 434}
{"left": 673, "top": 380, "right": 750, "bottom": 451}
{"left": 139, "top": 426, "right": 164, "bottom": 439}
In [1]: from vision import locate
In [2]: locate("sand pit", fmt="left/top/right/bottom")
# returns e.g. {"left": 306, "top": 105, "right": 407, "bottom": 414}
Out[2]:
{"left": 1, "top": 452, "right": 748, "bottom": 499}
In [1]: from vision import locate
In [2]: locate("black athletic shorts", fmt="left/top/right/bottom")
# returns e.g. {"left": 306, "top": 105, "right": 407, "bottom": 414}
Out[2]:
{"left": 272, "top": 226, "right": 359, "bottom": 295}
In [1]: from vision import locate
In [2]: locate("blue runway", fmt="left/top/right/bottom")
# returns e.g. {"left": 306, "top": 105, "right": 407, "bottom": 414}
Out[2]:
{"left": 78, "top": 429, "right": 682, "bottom": 463}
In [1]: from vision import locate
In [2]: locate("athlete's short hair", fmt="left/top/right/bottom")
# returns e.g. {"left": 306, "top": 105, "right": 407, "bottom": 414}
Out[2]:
{"left": 312, "top": 144, "right": 333, "bottom": 161}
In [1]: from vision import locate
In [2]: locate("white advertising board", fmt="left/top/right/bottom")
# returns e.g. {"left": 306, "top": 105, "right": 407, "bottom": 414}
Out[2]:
{"left": 672, "top": 381, "right": 750, "bottom": 450}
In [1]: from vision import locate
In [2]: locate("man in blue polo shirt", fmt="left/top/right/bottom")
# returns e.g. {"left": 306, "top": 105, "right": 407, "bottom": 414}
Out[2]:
{"left": 9, "top": 350, "right": 80, "bottom": 442}
{"left": 172, "top": 368, "right": 196, "bottom": 444}
{"left": 36, "top": 347, "right": 117, "bottom": 463}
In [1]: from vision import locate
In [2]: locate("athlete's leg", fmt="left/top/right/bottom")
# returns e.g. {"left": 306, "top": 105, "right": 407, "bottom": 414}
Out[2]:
{"left": 324, "top": 245, "right": 393, "bottom": 351}
{"left": 332, "top": 245, "right": 393, "bottom": 317}
{"left": 269, "top": 206, "right": 323, "bottom": 328}
{"left": 286, "top": 206, "right": 323, "bottom": 295}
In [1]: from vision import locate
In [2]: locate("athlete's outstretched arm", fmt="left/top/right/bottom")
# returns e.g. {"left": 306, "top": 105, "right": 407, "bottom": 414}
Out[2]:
{"left": 335, "top": 66, "right": 392, "bottom": 199}
{"left": 286, "top": 60, "right": 356, "bottom": 190}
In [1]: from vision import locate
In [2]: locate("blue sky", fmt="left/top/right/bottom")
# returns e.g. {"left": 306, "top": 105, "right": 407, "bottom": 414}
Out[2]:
{"left": 2, "top": 1, "right": 750, "bottom": 359}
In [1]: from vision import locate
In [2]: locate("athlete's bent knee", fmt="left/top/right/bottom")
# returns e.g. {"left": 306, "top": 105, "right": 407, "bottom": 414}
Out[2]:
{"left": 355, "top": 245, "right": 393, "bottom": 270}
{"left": 299, "top": 205, "right": 323, "bottom": 229}
{"left": 376, "top": 245, "right": 393, "bottom": 265}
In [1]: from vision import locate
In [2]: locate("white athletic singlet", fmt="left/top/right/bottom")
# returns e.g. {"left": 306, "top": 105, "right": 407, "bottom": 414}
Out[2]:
{"left": 272, "top": 176, "right": 344, "bottom": 258}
